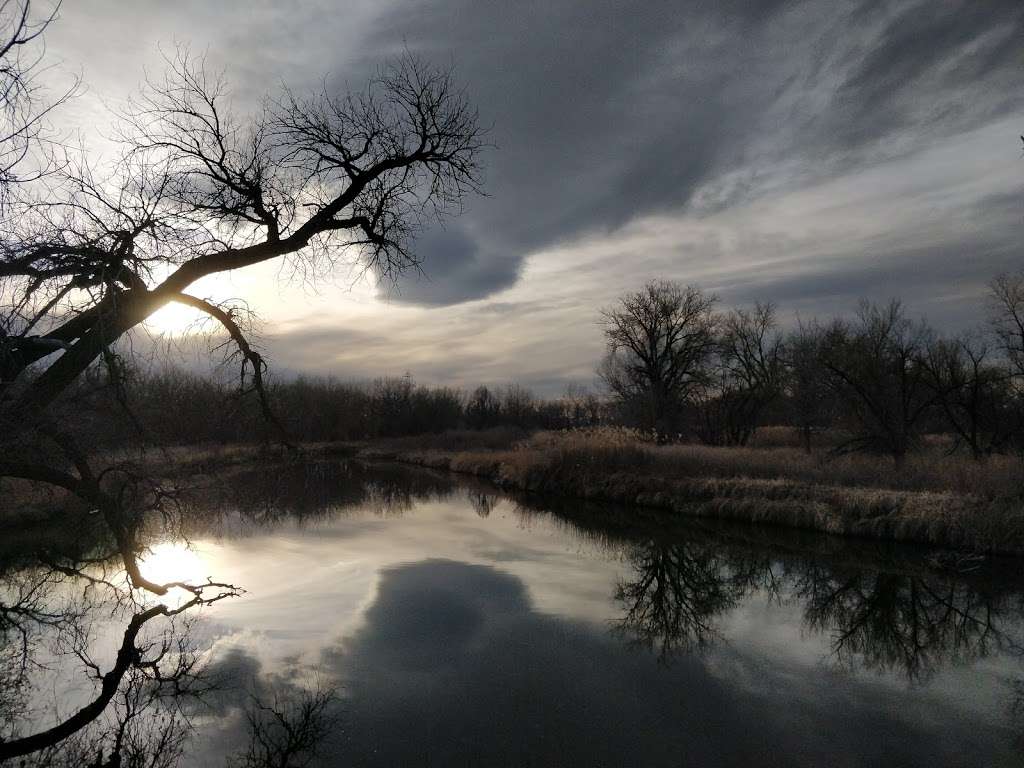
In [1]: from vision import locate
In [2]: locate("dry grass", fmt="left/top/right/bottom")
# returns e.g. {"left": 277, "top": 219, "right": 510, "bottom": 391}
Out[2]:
{"left": 371, "top": 427, "right": 1024, "bottom": 555}
{"left": 512, "top": 428, "right": 1023, "bottom": 497}
{"left": 646, "top": 444, "right": 1023, "bottom": 499}
{"left": 94, "top": 441, "right": 361, "bottom": 480}
{"left": 373, "top": 427, "right": 530, "bottom": 453}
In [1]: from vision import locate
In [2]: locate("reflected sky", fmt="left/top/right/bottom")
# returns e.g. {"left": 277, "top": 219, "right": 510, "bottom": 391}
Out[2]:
{"left": 6, "top": 461, "right": 1024, "bottom": 766}
{"left": 321, "top": 559, "right": 1013, "bottom": 766}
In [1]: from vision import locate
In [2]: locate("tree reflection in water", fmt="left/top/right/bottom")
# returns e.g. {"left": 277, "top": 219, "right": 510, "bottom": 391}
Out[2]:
{"left": 5, "top": 459, "right": 1024, "bottom": 764}
{"left": 0, "top": 549, "right": 340, "bottom": 767}
{"left": 614, "top": 529, "right": 1023, "bottom": 683}
{"left": 0, "top": 468, "right": 367, "bottom": 765}
{"left": 177, "top": 459, "right": 459, "bottom": 533}
{"left": 469, "top": 490, "right": 500, "bottom": 518}
{"left": 795, "top": 566, "right": 1008, "bottom": 681}
{"left": 614, "top": 541, "right": 752, "bottom": 655}
{"left": 0, "top": 532, "right": 237, "bottom": 764}
{"left": 612, "top": 531, "right": 1024, "bottom": 752}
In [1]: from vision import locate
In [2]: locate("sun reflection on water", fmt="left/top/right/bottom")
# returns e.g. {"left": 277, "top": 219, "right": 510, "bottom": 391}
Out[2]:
{"left": 138, "top": 541, "right": 208, "bottom": 590}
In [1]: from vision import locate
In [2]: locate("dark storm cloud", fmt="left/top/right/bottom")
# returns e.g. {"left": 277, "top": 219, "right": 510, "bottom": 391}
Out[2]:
{"left": 745, "top": 243, "right": 1016, "bottom": 333}
{"left": 827, "top": 1, "right": 1024, "bottom": 148}
{"left": 355, "top": 0, "right": 1024, "bottom": 305}
{"left": 380, "top": 224, "right": 520, "bottom": 305}
{"left": 366, "top": 0, "right": 778, "bottom": 301}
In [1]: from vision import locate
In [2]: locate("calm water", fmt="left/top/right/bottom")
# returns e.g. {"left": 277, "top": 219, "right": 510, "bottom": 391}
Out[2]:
{"left": 4, "top": 459, "right": 1024, "bottom": 766}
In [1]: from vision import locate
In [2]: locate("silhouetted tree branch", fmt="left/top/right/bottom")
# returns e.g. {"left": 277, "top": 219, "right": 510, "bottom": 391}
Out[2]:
{"left": 1, "top": 47, "right": 484, "bottom": 421}
{"left": 0, "top": 585, "right": 236, "bottom": 762}
{"left": 229, "top": 683, "right": 338, "bottom": 768}
{"left": 0, "top": 0, "right": 76, "bottom": 200}
{"left": 0, "top": 38, "right": 485, "bottom": 598}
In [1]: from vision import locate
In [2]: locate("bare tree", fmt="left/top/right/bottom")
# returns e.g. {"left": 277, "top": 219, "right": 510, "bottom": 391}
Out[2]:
{"left": 0, "top": 44, "right": 485, "bottom": 590}
{"left": 2, "top": 49, "right": 484, "bottom": 413}
{"left": 819, "top": 300, "right": 936, "bottom": 467}
{"left": 990, "top": 271, "right": 1024, "bottom": 379}
{"left": 0, "top": 0, "right": 75, "bottom": 200}
{"left": 922, "top": 333, "right": 1022, "bottom": 460}
{"left": 229, "top": 683, "right": 338, "bottom": 768}
{"left": 783, "top": 318, "right": 835, "bottom": 453}
{"left": 694, "top": 302, "right": 785, "bottom": 446}
{"left": 465, "top": 384, "right": 501, "bottom": 429}
{"left": 598, "top": 280, "right": 718, "bottom": 439}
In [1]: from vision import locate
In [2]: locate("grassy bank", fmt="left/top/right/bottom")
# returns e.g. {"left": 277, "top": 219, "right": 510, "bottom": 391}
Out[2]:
{"left": 361, "top": 428, "right": 1024, "bottom": 555}
{"left": 6, "top": 428, "right": 1023, "bottom": 556}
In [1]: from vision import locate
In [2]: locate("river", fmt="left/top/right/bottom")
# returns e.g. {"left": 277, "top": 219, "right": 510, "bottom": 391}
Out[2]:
{"left": 2, "top": 459, "right": 1023, "bottom": 766}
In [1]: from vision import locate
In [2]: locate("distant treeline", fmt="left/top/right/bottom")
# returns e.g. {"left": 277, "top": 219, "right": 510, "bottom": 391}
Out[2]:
{"left": 83, "top": 371, "right": 605, "bottom": 447}
{"left": 76, "top": 271, "right": 1024, "bottom": 467}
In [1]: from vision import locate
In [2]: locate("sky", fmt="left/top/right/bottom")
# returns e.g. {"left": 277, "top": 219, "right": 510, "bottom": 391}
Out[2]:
{"left": 43, "top": 0, "right": 1024, "bottom": 394}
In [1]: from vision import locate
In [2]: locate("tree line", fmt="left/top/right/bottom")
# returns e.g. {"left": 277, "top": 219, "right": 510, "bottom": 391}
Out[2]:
{"left": 598, "top": 275, "right": 1024, "bottom": 463}
{"left": 79, "top": 368, "right": 606, "bottom": 447}
{"left": 88, "top": 268, "right": 1024, "bottom": 467}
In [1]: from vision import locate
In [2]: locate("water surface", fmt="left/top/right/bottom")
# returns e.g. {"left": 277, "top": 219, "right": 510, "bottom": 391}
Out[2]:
{"left": 4, "top": 460, "right": 1024, "bottom": 766}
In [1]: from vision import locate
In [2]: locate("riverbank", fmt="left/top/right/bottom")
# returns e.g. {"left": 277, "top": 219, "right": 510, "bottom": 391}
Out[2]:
{"left": 358, "top": 428, "right": 1024, "bottom": 556}
{"left": 6, "top": 429, "right": 1022, "bottom": 557}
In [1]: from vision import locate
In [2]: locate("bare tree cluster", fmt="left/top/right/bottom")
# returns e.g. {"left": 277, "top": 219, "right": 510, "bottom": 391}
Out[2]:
{"left": 796, "top": 287, "right": 1024, "bottom": 463}
{"left": 463, "top": 382, "right": 598, "bottom": 431}
{"left": 816, "top": 300, "right": 936, "bottom": 466}
{"left": 599, "top": 276, "right": 1024, "bottom": 463}
{"left": 598, "top": 281, "right": 784, "bottom": 445}
{"left": 693, "top": 302, "right": 786, "bottom": 447}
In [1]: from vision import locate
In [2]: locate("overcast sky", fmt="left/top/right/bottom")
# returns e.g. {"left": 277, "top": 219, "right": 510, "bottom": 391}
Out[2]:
{"left": 46, "top": 0, "right": 1024, "bottom": 394}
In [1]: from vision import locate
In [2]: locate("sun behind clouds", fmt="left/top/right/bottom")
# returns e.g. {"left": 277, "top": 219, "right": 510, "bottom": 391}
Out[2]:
{"left": 143, "top": 302, "right": 210, "bottom": 337}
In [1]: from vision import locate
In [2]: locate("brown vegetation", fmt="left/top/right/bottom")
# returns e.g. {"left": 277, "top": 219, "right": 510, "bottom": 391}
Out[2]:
{"left": 365, "top": 426, "right": 1024, "bottom": 555}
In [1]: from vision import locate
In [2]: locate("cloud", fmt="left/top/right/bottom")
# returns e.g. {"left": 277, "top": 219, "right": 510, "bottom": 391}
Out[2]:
{"left": 315, "top": 558, "right": 1012, "bottom": 766}
{"left": 43, "top": 0, "right": 1024, "bottom": 387}
{"left": 379, "top": 224, "right": 522, "bottom": 306}
{"left": 825, "top": 1, "right": 1023, "bottom": 148}
{"left": 360, "top": 0, "right": 1024, "bottom": 305}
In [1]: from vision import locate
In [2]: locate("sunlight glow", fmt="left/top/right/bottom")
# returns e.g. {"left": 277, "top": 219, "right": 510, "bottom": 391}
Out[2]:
{"left": 143, "top": 302, "right": 210, "bottom": 336}
{"left": 138, "top": 541, "right": 208, "bottom": 587}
